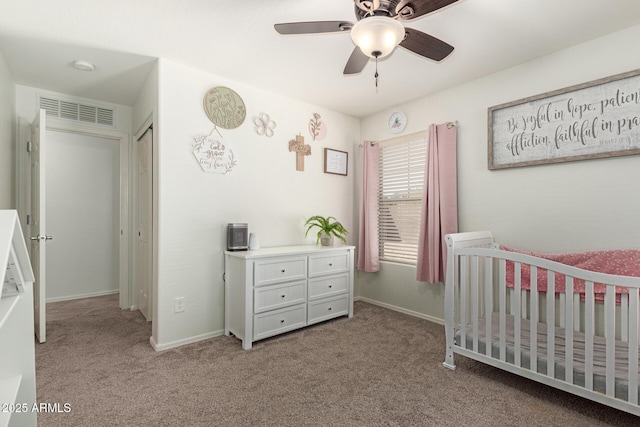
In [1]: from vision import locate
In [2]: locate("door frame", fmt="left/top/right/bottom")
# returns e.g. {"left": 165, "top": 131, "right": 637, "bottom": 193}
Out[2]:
{"left": 17, "top": 117, "right": 132, "bottom": 310}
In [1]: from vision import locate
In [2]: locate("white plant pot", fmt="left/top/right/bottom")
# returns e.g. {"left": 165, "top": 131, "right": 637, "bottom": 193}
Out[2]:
{"left": 320, "top": 234, "right": 334, "bottom": 246}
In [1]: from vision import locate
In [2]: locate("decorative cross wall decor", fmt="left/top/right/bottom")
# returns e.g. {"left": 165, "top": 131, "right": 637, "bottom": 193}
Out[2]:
{"left": 288, "top": 134, "right": 311, "bottom": 171}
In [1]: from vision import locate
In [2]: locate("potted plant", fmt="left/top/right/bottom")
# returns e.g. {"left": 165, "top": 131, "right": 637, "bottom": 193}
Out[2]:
{"left": 304, "top": 215, "right": 348, "bottom": 246}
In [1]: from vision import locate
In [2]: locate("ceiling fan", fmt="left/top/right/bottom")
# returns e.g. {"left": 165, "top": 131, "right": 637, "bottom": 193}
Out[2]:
{"left": 274, "top": 0, "right": 458, "bottom": 76}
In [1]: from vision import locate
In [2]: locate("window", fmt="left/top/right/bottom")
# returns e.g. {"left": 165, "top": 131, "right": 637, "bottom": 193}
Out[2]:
{"left": 378, "top": 137, "right": 428, "bottom": 264}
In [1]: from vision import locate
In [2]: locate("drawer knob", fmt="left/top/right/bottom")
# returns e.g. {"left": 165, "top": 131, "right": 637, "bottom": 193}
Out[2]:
{"left": 328, "top": 307, "right": 332, "bottom": 311}
{"left": 281, "top": 294, "right": 286, "bottom": 298}
{"left": 328, "top": 285, "right": 333, "bottom": 288}
{"left": 281, "top": 269, "right": 286, "bottom": 273}
{"left": 329, "top": 263, "right": 333, "bottom": 266}
{"left": 280, "top": 319, "right": 285, "bottom": 323}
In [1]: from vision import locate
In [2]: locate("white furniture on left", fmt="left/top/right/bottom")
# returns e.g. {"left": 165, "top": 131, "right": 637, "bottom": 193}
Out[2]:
{"left": 225, "top": 245, "right": 355, "bottom": 349}
{"left": 0, "top": 210, "right": 37, "bottom": 427}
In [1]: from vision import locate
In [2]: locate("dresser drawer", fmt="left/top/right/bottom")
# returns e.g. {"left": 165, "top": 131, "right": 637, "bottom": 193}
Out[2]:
{"left": 308, "top": 252, "right": 349, "bottom": 277}
{"left": 254, "top": 280, "right": 306, "bottom": 313}
{"left": 254, "top": 256, "right": 307, "bottom": 287}
{"left": 307, "top": 273, "right": 348, "bottom": 301}
{"left": 253, "top": 304, "right": 307, "bottom": 341}
{"left": 307, "top": 294, "right": 349, "bottom": 325}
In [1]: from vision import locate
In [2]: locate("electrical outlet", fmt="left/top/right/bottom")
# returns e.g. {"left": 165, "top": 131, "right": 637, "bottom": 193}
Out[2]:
{"left": 174, "top": 297, "right": 185, "bottom": 313}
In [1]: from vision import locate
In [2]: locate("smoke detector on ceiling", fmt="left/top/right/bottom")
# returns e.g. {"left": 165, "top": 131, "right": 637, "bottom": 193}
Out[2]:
{"left": 73, "top": 60, "right": 95, "bottom": 71}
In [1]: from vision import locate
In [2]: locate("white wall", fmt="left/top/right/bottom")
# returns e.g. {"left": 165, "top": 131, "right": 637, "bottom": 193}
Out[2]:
{"left": 0, "top": 49, "right": 14, "bottom": 208}
{"left": 152, "top": 59, "right": 360, "bottom": 349}
{"left": 356, "top": 24, "right": 640, "bottom": 323}
{"left": 46, "top": 131, "right": 119, "bottom": 301}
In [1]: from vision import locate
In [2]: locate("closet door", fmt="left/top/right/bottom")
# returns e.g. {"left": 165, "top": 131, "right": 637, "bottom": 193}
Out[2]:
{"left": 137, "top": 128, "right": 153, "bottom": 321}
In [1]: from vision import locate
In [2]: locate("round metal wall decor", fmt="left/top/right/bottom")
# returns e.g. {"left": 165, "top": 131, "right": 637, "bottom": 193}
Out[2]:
{"left": 203, "top": 86, "right": 246, "bottom": 129}
{"left": 388, "top": 111, "right": 407, "bottom": 134}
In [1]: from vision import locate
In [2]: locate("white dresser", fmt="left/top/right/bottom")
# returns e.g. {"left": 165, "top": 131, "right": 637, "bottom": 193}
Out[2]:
{"left": 224, "top": 245, "right": 355, "bottom": 349}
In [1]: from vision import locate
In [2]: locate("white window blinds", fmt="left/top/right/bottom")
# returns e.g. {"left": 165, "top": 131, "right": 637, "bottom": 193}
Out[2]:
{"left": 378, "top": 137, "right": 428, "bottom": 264}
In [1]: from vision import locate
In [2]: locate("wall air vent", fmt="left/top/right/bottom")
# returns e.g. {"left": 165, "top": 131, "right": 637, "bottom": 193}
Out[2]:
{"left": 38, "top": 96, "right": 115, "bottom": 127}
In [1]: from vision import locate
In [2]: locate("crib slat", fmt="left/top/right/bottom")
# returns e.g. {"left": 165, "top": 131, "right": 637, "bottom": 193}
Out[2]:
{"left": 573, "top": 294, "right": 580, "bottom": 332}
{"left": 559, "top": 293, "right": 566, "bottom": 329}
{"left": 471, "top": 256, "right": 479, "bottom": 353}
{"left": 629, "top": 288, "right": 639, "bottom": 404}
{"left": 565, "top": 277, "right": 574, "bottom": 385}
{"left": 605, "top": 284, "right": 615, "bottom": 397}
{"left": 530, "top": 266, "right": 538, "bottom": 373}
{"left": 514, "top": 262, "right": 522, "bottom": 367}
{"left": 621, "top": 293, "right": 629, "bottom": 342}
{"left": 585, "top": 281, "right": 594, "bottom": 391}
{"left": 547, "top": 271, "right": 555, "bottom": 378}
{"left": 510, "top": 286, "right": 515, "bottom": 317}
{"left": 460, "top": 256, "right": 468, "bottom": 350}
{"left": 499, "top": 259, "right": 507, "bottom": 362}
{"left": 485, "top": 256, "right": 493, "bottom": 358}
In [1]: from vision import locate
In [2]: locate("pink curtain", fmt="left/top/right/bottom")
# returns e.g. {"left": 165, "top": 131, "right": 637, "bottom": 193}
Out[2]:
{"left": 357, "top": 141, "right": 380, "bottom": 272}
{"left": 416, "top": 123, "right": 458, "bottom": 283}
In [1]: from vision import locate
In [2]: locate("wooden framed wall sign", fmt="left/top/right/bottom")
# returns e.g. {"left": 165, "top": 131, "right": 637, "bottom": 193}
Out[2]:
{"left": 324, "top": 148, "right": 348, "bottom": 176}
{"left": 488, "top": 69, "right": 640, "bottom": 170}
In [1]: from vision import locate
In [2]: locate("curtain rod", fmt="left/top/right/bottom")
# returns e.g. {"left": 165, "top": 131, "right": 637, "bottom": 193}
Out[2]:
{"left": 359, "top": 121, "right": 458, "bottom": 147}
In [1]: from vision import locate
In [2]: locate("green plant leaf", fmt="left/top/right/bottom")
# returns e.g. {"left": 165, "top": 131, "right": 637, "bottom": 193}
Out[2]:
{"left": 303, "top": 215, "right": 348, "bottom": 244}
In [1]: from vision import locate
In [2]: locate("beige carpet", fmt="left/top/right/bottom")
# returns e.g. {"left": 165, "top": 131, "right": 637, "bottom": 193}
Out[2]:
{"left": 35, "top": 295, "right": 637, "bottom": 426}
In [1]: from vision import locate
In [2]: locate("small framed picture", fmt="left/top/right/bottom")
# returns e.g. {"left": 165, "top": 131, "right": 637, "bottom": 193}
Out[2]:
{"left": 324, "top": 148, "right": 348, "bottom": 176}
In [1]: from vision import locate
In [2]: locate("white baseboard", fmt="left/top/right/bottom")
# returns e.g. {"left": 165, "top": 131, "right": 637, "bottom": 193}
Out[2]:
{"left": 354, "top": 296, "right": 444, "bottom": 325}
{"left": 46, "top": 289, "right": 119, "bottom": 303}
{"left": 150, "top": 329, "right": 225, "bottom": 352}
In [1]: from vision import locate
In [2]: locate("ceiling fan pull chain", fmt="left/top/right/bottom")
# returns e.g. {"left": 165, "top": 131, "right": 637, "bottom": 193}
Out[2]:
{"left": 375, "top": 68, "right": 379, "bottom": 89}
{"left": 374, "top": 52, "right": 380, "bottom": 90}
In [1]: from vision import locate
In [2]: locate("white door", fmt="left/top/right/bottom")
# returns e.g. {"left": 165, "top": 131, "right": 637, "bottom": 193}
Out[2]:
{"left": 137, "top": 128, "right": 153, "bottom": 321}
{"left": 30, "top": 109, "right": 48, "bottom": 343}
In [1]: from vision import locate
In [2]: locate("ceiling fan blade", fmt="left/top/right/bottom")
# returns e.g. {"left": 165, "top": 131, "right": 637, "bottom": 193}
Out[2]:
{"left": 274, "top": 21, "right": 353, "bottom": 35}
{"left": 343, "top": 47, "right": 369, "bottom": 75}
{"left": 400, "top": 28, "right": 454, "bottom": 61}
{"left": 395, "top": 0, "right": 459, "bottom": 20}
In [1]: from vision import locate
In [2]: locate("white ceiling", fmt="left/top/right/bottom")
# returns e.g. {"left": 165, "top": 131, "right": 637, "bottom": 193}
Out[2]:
{"left": 1, "top": 0, "right": 640, "bottom": 118}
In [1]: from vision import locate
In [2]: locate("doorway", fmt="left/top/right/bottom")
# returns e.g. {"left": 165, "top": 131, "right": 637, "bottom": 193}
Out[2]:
{"left": 19, "top": 115, "right": 133, "bottom": 341}
{"left": 46, "top": 130, "right": 120, "bottom": 302}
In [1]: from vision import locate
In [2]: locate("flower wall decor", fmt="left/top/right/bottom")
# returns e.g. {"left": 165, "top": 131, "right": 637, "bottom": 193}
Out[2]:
{"left": 253, "top": 113, "right": 276, "bottom": 137}
{"left": 192, "top": 127, "right": 237, "bottom": 174}
{"left": 203, "top": 86, "right": 246, "bottom": 129}
{"left": 308, "top": 112, "right": 327, "bottom": 141}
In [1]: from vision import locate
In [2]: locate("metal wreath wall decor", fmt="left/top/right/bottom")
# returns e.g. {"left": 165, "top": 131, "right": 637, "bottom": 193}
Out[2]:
{"left": 203, "top": 86, "right": 246, "bottom": 129}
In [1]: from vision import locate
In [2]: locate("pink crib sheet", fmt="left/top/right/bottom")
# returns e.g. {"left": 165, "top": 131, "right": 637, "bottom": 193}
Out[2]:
{"left": 500, "top": 245, "right": 640, "bottom": 301}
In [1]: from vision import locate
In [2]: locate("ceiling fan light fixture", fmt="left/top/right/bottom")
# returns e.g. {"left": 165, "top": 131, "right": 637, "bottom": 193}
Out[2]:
{"left": 350, "top": 16, "right": 405, "bottom": 58}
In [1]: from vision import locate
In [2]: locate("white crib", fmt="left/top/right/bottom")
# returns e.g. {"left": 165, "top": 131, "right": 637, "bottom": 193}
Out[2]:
{"left": 443, "top": 231, "right": 640, "bottom": 416}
